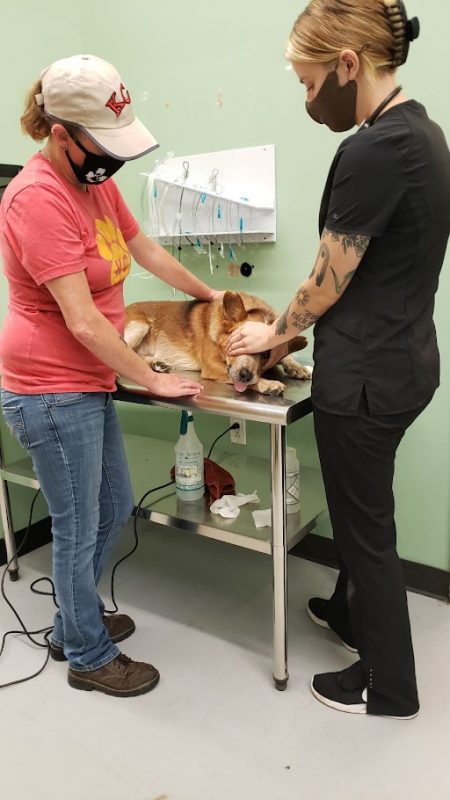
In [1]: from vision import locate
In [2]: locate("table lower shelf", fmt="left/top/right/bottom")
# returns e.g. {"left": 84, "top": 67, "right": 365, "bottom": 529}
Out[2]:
{"left": 0, "top": 434, "right": 329, "bottom": 557}
{"left": 0, "top": 457, "right": 40, "bottom": 490}
{"left": 123, "top": 434, "right": 328, "bottom": 555}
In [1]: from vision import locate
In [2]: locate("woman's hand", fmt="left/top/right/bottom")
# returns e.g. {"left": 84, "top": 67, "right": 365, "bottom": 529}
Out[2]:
{"left": 150, "top": 373, "right": 204, "bottom": 398}
{"left": 226, "top": 321, "right": 275, "bottom": 356}
{"left": 263, "top": 342, "right": 289, "bottom": 370}
{"left": 208, "top": 289, "right": 225, "bottom": 302}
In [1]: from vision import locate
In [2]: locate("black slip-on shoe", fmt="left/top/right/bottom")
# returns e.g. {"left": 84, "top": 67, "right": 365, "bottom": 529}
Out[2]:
{"left": 50, "top": 613, "right": 136, "bottom": 662}
{"left": 311, "top": 663, "right": 367, "bottom": 714}
{"left": 307, "top": 597, "right": 358, "bottom": 653}
{"left": 311, "top": 661, "right": 419, "bottom": 719}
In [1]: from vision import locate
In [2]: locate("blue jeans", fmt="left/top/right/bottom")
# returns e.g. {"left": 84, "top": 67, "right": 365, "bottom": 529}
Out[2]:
{"left": 1, "top": 390, "right": 134, "bottom": 671}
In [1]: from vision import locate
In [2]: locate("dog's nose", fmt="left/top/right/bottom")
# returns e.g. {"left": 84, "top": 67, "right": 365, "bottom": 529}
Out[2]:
{"left": 238, "top": 368, "right": 252, "bottom": 383}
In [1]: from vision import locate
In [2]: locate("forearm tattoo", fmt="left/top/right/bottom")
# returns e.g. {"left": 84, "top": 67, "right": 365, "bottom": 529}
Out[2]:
{"left": 274, "top": 227, "right": 369, "bottom": 337}
{"left": 275, "top": 308, "right": 289, "bottom": 335}
{"left": 324, "top": 228, "right": 370, "bottom": 259}
{"left": 309, "top": 243, "right": 330, "bottom": 287}
{"left": 291, "top": 309, "right": 320, "bottom": 330}
{"left": 296, "top": 287, "right": 310, "bottom": 305}
{"left": 275, "top": 295, "right": 319, "bottom": 336}
{"left": 331, "top": 267, "right": 356, "bottom": 295}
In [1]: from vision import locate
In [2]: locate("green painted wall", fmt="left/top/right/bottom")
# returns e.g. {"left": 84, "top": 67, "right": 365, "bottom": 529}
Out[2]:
{"left": 1, "top": 0, "right": 448, "bottom": 570}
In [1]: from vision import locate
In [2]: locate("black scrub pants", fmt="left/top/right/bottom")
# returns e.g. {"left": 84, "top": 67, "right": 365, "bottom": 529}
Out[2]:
{"left": 313, "top": 391, "right": 426, "bottom": 717}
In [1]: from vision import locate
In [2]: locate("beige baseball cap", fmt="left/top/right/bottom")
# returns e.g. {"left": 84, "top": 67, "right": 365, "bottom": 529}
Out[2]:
{"left": 35, "top": 54, "right": 159, "bottom": 161}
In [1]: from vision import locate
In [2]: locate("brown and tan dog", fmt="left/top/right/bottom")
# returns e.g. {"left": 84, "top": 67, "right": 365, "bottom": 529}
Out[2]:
{"left": 124, "top": 291, "right": 310, "bottom": 395}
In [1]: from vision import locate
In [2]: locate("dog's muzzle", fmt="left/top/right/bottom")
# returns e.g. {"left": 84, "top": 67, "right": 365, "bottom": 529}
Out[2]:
{"left": 228, "top": 361, "right": 257, "bottom": 393}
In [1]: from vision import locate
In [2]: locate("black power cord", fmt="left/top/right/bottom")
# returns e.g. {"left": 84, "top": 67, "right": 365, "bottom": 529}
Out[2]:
{"left": 105, "top": 477, "right": 175, "bottom": 614}
{"left": 105, "top": 420, "right": 239, "bottom": 612}
{"left": 0, "top": 421, "right": 240, "bottom": 687}
{"left": 0, "top": 488, "right": 52, "bottom": 689}
{"left": 207, "top": 421, "right": 239, "bottom": 459}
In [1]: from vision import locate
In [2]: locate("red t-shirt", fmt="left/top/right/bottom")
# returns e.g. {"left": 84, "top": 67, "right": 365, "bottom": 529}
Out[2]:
{"left": 0, "top": 152, "right": 139, "bottom": 393}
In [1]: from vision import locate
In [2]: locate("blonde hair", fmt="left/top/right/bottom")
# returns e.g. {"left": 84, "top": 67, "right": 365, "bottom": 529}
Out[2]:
{"left": 20, "top": 80, "right": 81, "bottom": 141}
{"left": 286, "top": 0, "right": 409, "bottom": 80}
{"left": 20, "top": 80, "right": 52, "bottom": 141}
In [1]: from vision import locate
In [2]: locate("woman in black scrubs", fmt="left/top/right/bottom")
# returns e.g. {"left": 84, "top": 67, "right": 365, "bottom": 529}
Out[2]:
{"left": 227, "top": 0, "right": 450, "bottom": 718}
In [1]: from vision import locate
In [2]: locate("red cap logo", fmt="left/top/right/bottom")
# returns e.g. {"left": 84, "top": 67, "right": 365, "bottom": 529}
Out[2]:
{"left": 105, "top": 84, "right": 131, "bottom": 117}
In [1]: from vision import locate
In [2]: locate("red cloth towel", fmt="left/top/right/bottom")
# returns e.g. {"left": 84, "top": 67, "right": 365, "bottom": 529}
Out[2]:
{"left": 170, "top": 458, "right": 235, "bottom": 506}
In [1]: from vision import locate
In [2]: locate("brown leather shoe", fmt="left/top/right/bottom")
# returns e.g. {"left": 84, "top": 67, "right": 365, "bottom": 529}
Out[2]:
{"left": 50, "top": 614, "right": 136, "bottom": 662}
{"left": 68, "top": 653, "right": 160, "bottom": 696}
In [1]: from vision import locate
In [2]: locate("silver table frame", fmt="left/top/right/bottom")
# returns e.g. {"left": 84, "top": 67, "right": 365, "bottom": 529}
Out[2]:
{"left": 114, "top": 374, "right": 326, "bottom": 690}
{"left": 0, "top": 449, "right": 40, "bottom": 581}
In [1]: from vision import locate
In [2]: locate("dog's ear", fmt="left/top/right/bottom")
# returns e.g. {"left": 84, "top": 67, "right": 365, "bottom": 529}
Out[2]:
{"left": 222, "top": 292, "right": 246, "bottom": 324}
{"left": 287, "top": 335, "right": 308, "bottom": 354}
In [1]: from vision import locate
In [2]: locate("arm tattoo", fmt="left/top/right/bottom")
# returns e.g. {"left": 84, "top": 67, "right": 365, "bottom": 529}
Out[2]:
{"left": 331, "top": 267, "right": 356, "bottom": 295}
{"left": 323, "top": 228, "right": 370, "bottom": 259}
{"left": 295, "top": 286, "right": 310, "bottom": 306}
{"left": 275, "top": 307, "right": 289, "bottom": 336}
{"left": 325, "top": 228, "right": 340, "bottom": 243}
{"left": 309, "top": 243, "right": 330, "bottom": 287}
{"left": 291, "top": 309, "right": 319, "bottom": 331}
{"left": 275, "top": 302, "right": 318, "bottom": 336}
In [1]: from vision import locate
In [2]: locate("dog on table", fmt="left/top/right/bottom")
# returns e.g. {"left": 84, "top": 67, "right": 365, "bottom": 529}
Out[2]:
{"left": 124, "top": 291, "right": 310, "bottom": 396}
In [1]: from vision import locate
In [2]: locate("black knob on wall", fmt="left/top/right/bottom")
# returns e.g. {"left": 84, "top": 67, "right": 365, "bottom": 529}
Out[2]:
{"left": 240, "top": 261, "right": 254, "bottom": 278}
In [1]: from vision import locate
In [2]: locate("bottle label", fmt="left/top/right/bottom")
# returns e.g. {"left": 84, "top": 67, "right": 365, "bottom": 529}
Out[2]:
{"left": 175, "top": 453, "right": 204, "bottom": 491}
{"left": 285, "top": 470, "right": 300, "bottom": 506}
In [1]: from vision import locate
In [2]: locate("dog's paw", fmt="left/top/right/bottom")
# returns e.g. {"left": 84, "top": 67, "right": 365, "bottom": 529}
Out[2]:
{"left": 254, "top": 378, "right": 285, "bottom": 396}
{"left": 151, "top": 360, "right": 171, "bottom": 373}
{"left": 282, "top": 359, "right": 311, "bottom": 381}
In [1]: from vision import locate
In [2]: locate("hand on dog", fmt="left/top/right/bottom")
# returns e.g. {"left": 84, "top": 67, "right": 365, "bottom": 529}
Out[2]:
{"left": 150, "top": 373, "right": 204, "bottom": 398}
{"left": 226, "top": 321, "right": 274, "bottom": 356}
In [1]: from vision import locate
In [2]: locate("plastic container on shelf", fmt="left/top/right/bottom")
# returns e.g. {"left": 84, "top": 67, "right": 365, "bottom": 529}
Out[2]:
{"left": 285, "top": 446, "right": 300, "bottom": 514}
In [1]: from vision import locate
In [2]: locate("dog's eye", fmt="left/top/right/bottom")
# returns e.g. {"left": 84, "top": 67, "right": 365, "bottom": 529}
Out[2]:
{"left": 261, "top": 351, "right": 271, "bottom": 361}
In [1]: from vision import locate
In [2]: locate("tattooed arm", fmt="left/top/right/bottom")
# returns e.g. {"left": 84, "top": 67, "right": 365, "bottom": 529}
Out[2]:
{"left": 226, "top": 229, "right": 370, "bottom": 356}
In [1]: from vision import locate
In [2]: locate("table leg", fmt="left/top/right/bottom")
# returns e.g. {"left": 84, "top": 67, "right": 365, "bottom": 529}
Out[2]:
{"left": 271, "top": 423, "right": 288, "bottom": 690}
{"left": 0, "top": 477, "right": 19, "bottom": 580}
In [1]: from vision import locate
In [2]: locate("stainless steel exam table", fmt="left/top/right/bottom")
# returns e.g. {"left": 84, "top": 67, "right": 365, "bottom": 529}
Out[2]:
{"left": 0, "top": 371, "right": 327, "bottom": 690}
{"left": 114, "top": 373, "right": 327, "bottom": 690}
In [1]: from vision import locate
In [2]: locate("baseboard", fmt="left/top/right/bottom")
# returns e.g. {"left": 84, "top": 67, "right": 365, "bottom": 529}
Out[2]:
{"left": 2, "top": 518, "right": 448, "bottom": 602}
{"left": 292, "top": 533, "right": 450, "bottom": 602}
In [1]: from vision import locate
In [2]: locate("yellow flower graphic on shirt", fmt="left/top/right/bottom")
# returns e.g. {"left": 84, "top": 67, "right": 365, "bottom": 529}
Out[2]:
{"left": 95, "top": 216, "right": 131, "bottom": 285}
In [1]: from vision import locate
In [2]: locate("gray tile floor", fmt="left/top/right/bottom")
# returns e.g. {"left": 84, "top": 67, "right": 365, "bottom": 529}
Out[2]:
{"left": 0, "top": 521, "right": 449, "bottom": 800}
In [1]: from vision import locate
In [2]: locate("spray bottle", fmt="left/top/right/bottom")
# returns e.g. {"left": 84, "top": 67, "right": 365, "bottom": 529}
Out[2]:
{"left": 174, "top": 410, "right": 204, "bottom": 502}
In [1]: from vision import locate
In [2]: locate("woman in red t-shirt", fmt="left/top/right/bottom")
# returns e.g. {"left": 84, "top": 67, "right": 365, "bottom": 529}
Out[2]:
{"left": 0, "top": 54, "right": 221, "bottom": 697}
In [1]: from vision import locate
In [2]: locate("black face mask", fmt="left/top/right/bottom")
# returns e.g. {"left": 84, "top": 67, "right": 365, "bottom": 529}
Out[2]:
{"left": 306, "top": 68, "right": 357, "bottom": 132}
{"left": 66, "top": 137, "right": 125, "bottom": 184}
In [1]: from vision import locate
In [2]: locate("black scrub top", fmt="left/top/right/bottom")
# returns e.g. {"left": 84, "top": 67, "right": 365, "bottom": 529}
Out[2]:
{"left": 312, "top": 100, "right": 450, "bottom": 415}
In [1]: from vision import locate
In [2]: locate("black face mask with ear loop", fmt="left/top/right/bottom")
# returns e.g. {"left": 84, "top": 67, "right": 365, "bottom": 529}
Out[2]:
{"left": 306, "top": 68, "right": 358, "bottom": 132}
{"left": 306, "top": 0, "right": 420, "bottom": 135}
{"left": 66, "top": 137, "right": 125, "bottom": 184}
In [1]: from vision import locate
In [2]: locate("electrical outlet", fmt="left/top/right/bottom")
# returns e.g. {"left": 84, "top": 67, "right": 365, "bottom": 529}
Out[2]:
{"left": 230, "top": 418, "right": 246, "bottom": 445}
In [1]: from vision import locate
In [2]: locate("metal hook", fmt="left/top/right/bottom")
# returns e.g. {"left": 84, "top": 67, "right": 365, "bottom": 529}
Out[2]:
{"left": 209, "top": 168, "right": 219, "bottom": 193}
{"left": 182, "top": 160, "right": 190, "bottom": 180}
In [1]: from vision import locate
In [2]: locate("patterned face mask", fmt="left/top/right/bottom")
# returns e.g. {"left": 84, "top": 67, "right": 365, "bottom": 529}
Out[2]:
{"left": 66, "top": 137, "right": 125, "bottom": 184}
